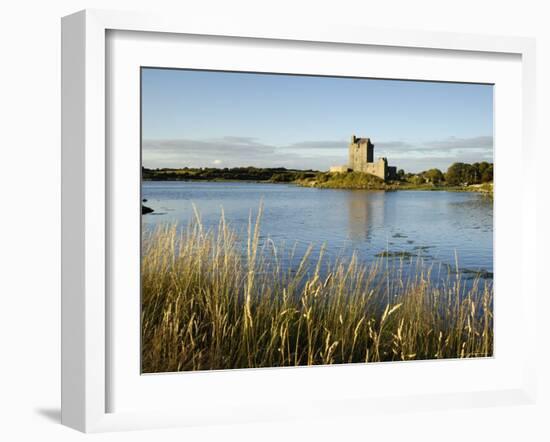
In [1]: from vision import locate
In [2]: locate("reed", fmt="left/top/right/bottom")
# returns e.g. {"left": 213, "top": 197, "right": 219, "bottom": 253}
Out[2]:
{"left": 141, "top": 208, "right": 493, "bottom": 373}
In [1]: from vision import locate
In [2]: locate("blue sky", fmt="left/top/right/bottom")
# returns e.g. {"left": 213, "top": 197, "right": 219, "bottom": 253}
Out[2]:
{"left": 142, "top": 68, "right": 493, "bottom": 172}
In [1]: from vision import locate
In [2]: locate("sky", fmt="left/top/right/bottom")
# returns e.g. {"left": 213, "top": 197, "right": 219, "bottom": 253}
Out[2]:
{"left": 142, "top": 68, "right": 493, "bottom": 173}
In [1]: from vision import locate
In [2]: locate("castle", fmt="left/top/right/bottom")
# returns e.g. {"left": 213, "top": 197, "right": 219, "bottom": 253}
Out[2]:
{"left": 330, "top": 135, "right": 397, "bottom": 181}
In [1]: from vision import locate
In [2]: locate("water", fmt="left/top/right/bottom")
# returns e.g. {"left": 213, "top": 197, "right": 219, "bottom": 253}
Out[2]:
{"left": 142, "top": 181, "right": 493, "bottom": 280}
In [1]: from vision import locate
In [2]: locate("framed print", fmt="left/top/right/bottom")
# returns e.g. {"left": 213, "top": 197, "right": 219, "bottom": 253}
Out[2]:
{"left": 139, "top": 70, "right": 496, "bottom": 374}
{"left": 61, "top": 9, "right": 537, "bottom": 432}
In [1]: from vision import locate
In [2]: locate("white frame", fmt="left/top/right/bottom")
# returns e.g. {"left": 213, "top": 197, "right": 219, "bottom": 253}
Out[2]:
{"left": 61, "top": 9, "right": 537, "bottom": 433}
{"left": 108, "top": 28, "right": 524, "bottom": 416}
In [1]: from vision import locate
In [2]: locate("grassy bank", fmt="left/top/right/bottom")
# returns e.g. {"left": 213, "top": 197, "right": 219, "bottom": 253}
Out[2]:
{"left": 297, "top": 172, "right": 493, "bottom": 194}
{"left": 141, "top": 209, "right": 493, "bottom": 373}
{"left": 142, "top": 167, "right": 493, "bottom": 194}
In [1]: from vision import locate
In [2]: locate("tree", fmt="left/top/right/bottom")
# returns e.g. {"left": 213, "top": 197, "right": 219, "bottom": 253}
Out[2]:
{"left": 481, "top": 164, "right": 493, "bottom": 183}
{"left": 446, "top": 162, "right": 478, "bottom": 186}
{"left": 476, "top": 161, "right": 490, "bottom": 176}
{"left": 408, "top": 174, "right": 425, "bottom": 185}
{"left": 423, "top": 168, "right": 444, "bottom": 184}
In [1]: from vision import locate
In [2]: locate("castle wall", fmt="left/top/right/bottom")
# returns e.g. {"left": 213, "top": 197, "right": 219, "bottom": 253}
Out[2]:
{"left": 329, "top": 165, "right": 350, "bottom": 173}
{"left": 366, "top": 142, "right": 374, "bottom": 163}
{"left": 348, "top": 141, "right": 364, "bottom": 171}
{"left": 361, "top": 158, "right": 387, "bottom": 180}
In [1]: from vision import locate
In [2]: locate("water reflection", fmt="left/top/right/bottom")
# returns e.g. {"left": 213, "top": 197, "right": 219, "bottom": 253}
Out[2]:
{"left": 346, "top": 191, "right": 385, "bottom": 242}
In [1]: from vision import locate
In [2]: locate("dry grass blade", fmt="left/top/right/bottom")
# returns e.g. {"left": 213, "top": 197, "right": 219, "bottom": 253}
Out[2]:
{"left": 141, "top": 210, "right": 493, "bottom": 372}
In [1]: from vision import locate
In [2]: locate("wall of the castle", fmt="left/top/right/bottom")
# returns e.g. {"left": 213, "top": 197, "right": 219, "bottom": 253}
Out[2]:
{"left": 348, "top": 141, "right": 373, "bottom": 171}
{"left": 361, "top": 159, "right": 387, "bottom": 180}
{"left": 329, "top": 165, "right": 350, "bottom": 173}
{"left": 366, "top": 144, "right": 374, "bottom": 163}
{"left": 348, "top": 143, "right": 365, "bottom": 171}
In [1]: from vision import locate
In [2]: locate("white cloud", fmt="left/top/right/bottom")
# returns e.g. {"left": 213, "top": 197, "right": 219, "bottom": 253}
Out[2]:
{"left": 142, "top": 135, "right": 493, "bottom": 173}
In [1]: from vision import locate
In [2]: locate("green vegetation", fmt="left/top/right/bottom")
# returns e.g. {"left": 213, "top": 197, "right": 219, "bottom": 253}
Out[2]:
{"left": 142, "top": 166, "right": 317, "bottom": 183}
{"left": 445, "top": 162, "right": 493, "bottom": 186}
{"left": 300, "top": 162, "right": 493, "bottom": 193}
{"left": 142, "top": 162, "right": 493, "bottom": 194}
{"left": 141, "top": 209, "right": 493, "bottom": 372}
{"left": 422, "top": 168, "right": 445, "bottom": 185}
{"left": 308, "top": 171, "right": 388, "bottom": 189}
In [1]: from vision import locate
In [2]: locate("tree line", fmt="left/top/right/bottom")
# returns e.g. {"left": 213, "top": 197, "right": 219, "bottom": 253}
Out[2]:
{"left": 400, "top": 161, "right": 493, "bottom": 186}
{"left": 142, "top": 162, "right": 493, "bottom": 187}
{"left": 142, "top": 166, "right": 317, "bottom": 182}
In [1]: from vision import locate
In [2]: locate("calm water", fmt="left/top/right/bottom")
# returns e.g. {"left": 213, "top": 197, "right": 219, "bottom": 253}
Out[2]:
{"left": 142, "top": 181, "right": 493, "bottom": 280}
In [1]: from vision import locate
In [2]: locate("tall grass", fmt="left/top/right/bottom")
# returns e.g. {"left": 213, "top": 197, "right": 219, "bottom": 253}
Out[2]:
{"left": 141, "top": 208, "right": 493, "bottom": 373}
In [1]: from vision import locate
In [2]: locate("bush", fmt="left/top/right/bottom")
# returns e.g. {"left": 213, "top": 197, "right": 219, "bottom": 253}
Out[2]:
{"left": 423, "top": 168, "right": 445, "bottom": 184}
{"left": 316, "top": 172, "right": 385, "bottom": 189}
{"left": 407, "top": 175, "right": 425, "bottom": 185}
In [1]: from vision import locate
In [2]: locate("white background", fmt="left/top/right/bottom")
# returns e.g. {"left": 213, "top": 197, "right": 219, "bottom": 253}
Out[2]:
{"left": 0, "top": 0, "right": 548, "bottom": 441}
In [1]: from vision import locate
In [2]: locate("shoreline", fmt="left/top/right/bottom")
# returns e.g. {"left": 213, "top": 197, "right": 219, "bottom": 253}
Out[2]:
{"left": 296, "top": 180, "right": 493, "bottom": 194}
{"left": 143, "top": 177, "right": 493, "bottom": 194}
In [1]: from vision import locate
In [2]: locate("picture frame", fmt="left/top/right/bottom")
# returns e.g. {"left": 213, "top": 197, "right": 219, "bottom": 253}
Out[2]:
{"left": 61, "top": 9, "right": 537, "bottom": 433}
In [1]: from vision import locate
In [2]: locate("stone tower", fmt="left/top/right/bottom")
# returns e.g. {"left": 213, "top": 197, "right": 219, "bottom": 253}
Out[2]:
{"left": 348, "top": 135, "right": 374, "bottom": 170}
{"left": 329, "top": 134, "right": 397, "bottom": 181}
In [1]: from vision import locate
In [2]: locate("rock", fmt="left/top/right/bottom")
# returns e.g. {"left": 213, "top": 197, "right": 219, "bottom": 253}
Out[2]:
{"left": 142, "top": 205, "right": 154, "bottom": 214}
{"left": 142, "top": 198, "right": 148, "bottom": 202}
